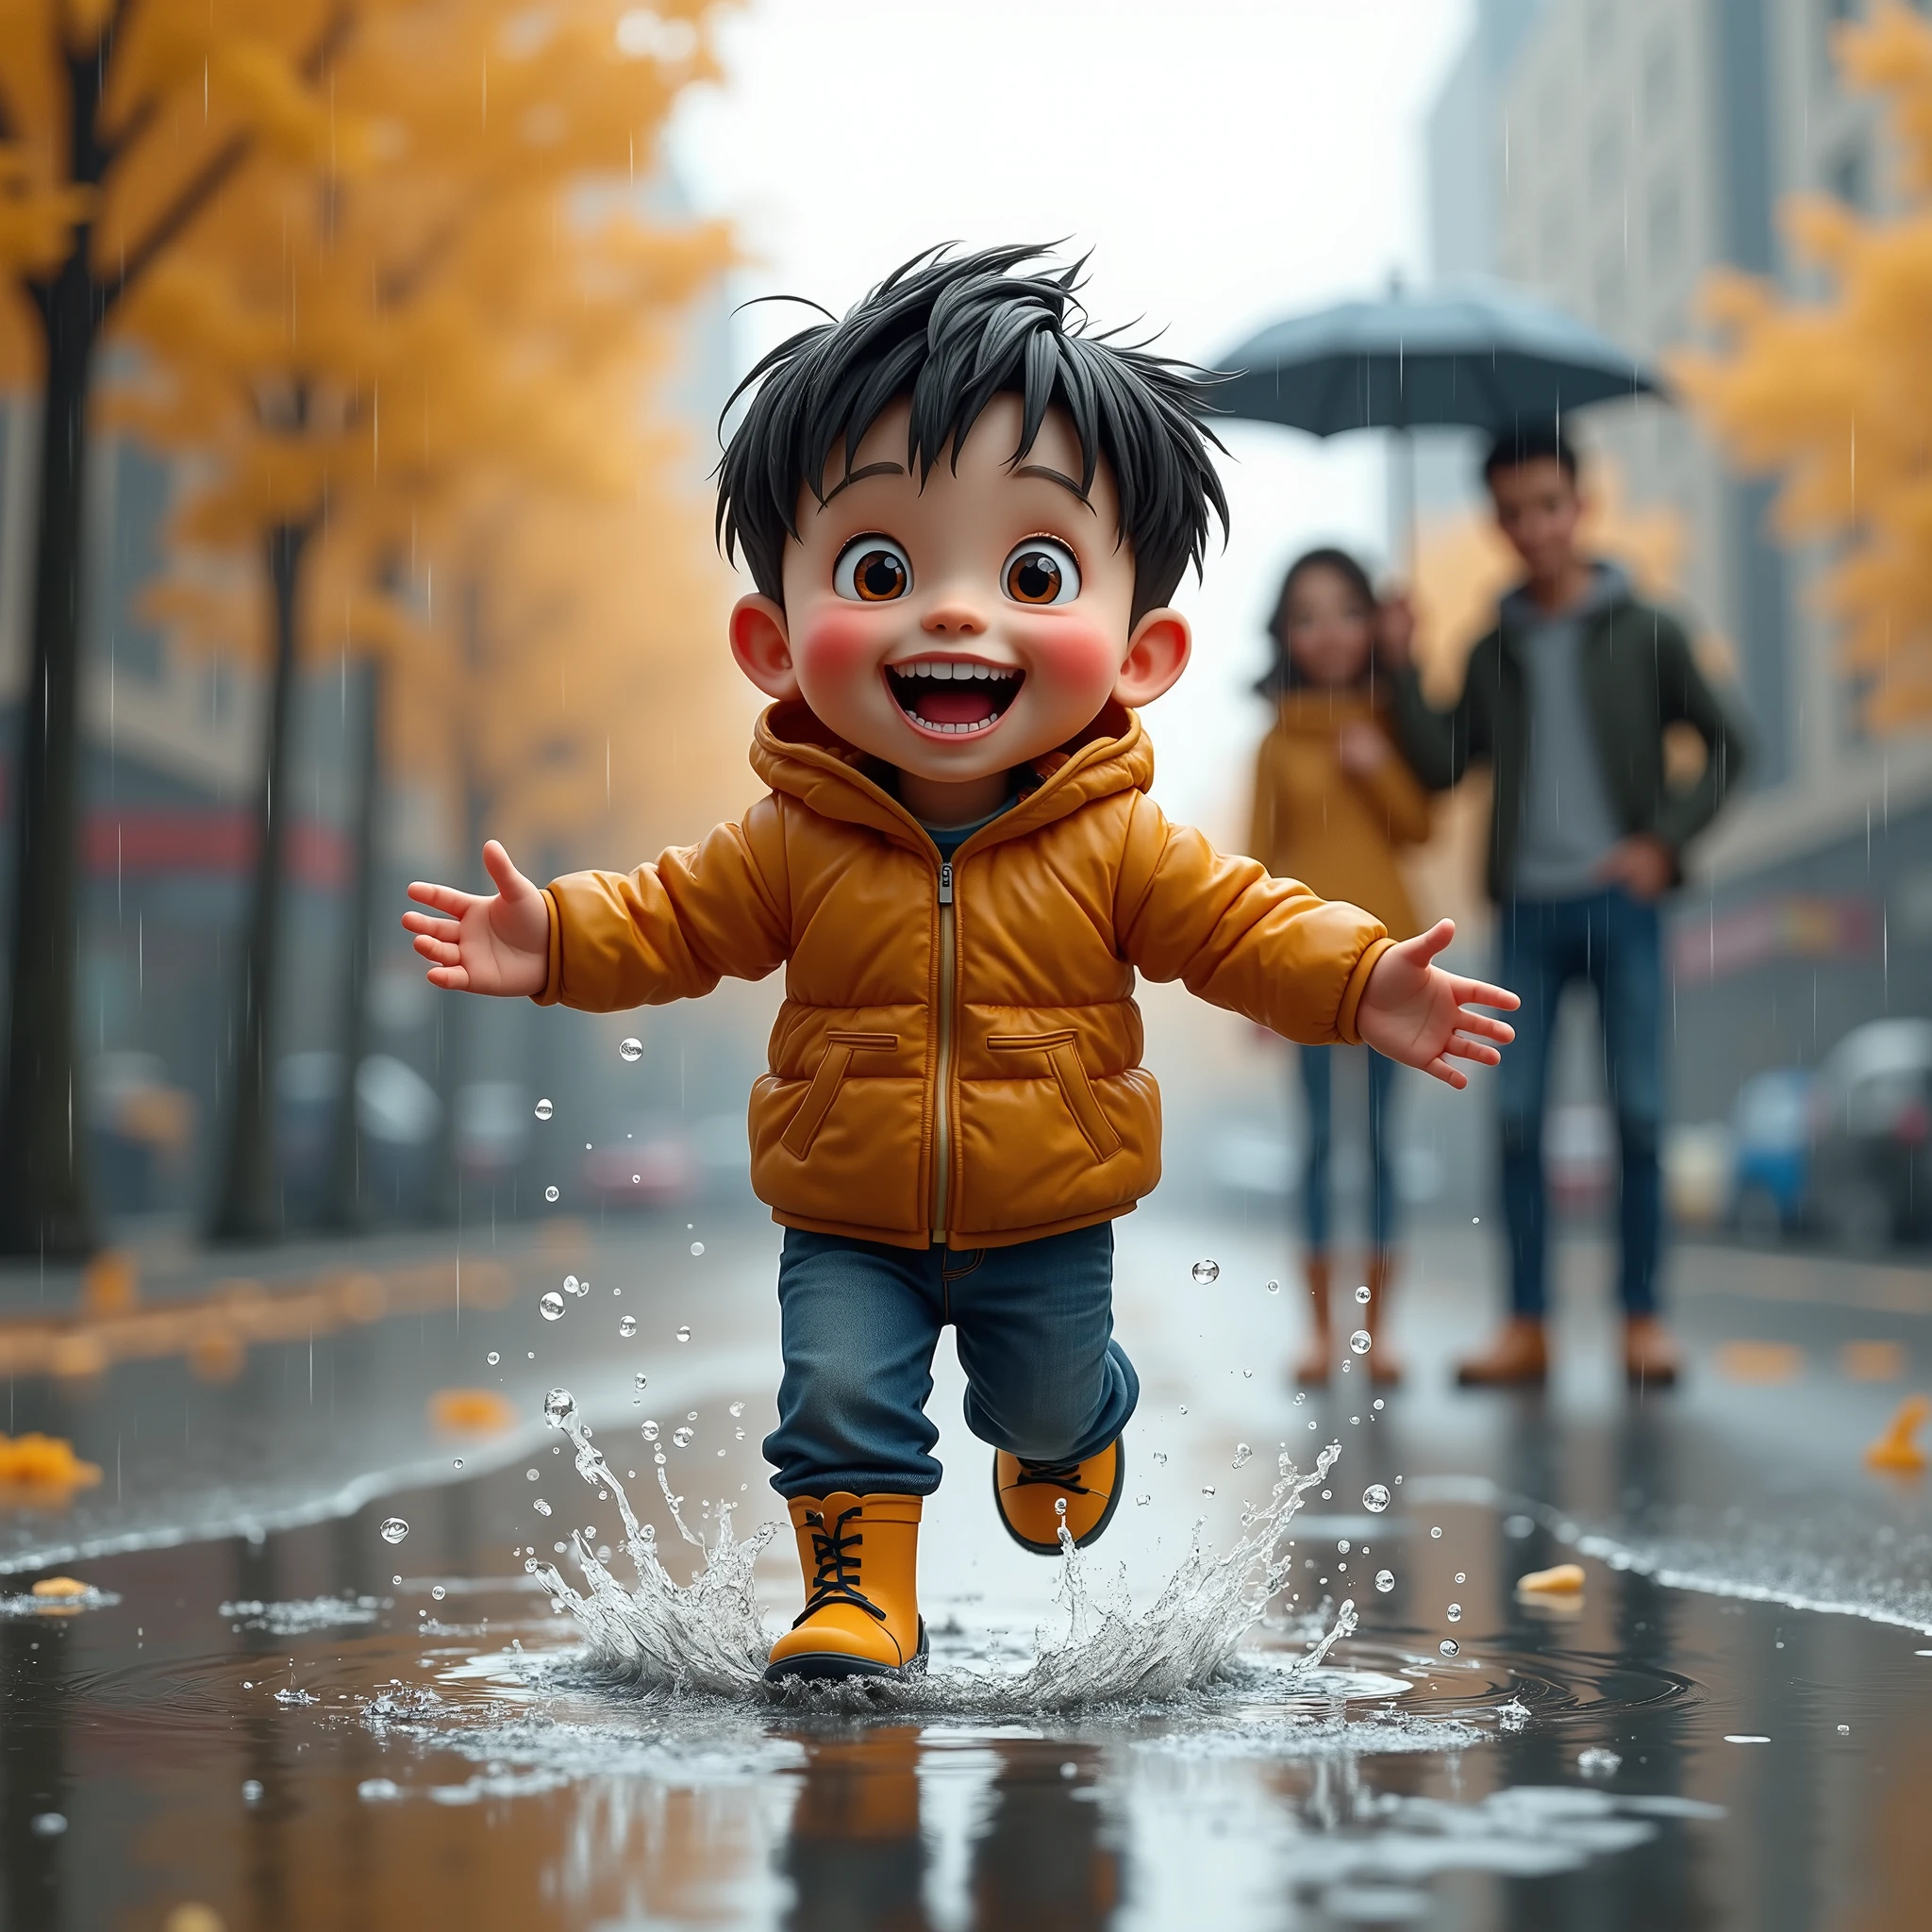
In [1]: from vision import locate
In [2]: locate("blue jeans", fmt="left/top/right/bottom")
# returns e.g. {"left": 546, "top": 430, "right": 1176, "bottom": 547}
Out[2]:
{"left": 1497, "top": 890, "right": 1663, "bottom": 1319}
{"left": 1300, "top": 1045, "right": 1398, "bottom": 1252}
{"left": 763, "top": 1224, "right": 1139, "bottom": 1499}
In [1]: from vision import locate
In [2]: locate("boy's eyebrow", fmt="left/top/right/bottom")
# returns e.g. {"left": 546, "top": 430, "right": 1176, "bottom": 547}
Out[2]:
{"left": 1014, "top": 463, "right": 1097, "bottom": 513}
{"left": 821, "top": 460, "right": 907, "bottom": 505}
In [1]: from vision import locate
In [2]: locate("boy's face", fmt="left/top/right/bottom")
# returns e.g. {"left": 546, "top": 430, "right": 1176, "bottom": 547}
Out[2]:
{"left": 1487, "top": 456, "right": 1584, "bottom": 581}
{"left": 728, "top": 395, "right": 1190, "bottom": 782}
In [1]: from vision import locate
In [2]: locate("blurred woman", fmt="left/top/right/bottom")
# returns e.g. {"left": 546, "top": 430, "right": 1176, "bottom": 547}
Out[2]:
{"left": 1250, "top": 548, "right": 1432, "bottom": 1385}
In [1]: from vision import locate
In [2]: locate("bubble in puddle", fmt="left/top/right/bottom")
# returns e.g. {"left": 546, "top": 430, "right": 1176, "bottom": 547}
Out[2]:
{"left": 1375, "top": 1570, "right": 1395, "bottom": 1592}
{"left": 431, "top": 1586, "right": 446, "bottom": 1602}
{"left": 1363, "top": 1484, "right": 1390, "bottom": 1512}
{"left": 1355, "top": 1285, "right": 1372, "bottom": 1304}
{"left": 642, "top": 1420, "right": 659, "bottom": 1440}
{"left": 539, "top": 1292, "right": 565, "bottom": 1321}
{"left": 544, "top": 1186, "right": 559, "bottom": 1203}
{"left": 676, "top": 1325, "right": 691, "bottom": 1341}
{"left": 1265, "top": 1279, "right": 1280, "bottom": 1294}
{"left": 1191, "top": 1258, "right": 1220, "bottom": 1284}
{"left": 378, "top": 1518, "right": 408, "bottom": 1544}
{"left": 542, "top": 1388, "right": 576, "bottom": 1429}
{"left": 487, "top": 1351, "right": 500, "bottom": 1366}
{"left": 533, "top": 1499, "right": 552, "bottom": 1516}
{"left": 619, "top": 1315, "right": 637, "bottom": 1339}
{"left": 1439, "top": 1639, "right": 1459, "bottom": 1657}
{"left": 1232, "top": 1443, "right": 1253, "bottom": 1469}
{"left": 690, "top": 1241, "right": 705, "bottom": 1257}
{"left": 1349, "top": 1330, "right": 1372, "bottom": 1354}
{"left": 619, "top": 1037, "right": 643, "bottom": 1062}
{"left": 673, "top": 1426, "right": 694, "bottom": 1448}
{"left": 1446, "top": 1604, "right": 1462, "bottom": 1623}
{"left": 534, "top": 1097, "right": 554, "bottom": 1120}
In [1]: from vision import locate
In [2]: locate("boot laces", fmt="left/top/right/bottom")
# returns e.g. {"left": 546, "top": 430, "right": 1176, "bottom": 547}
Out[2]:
{"left": 794, "top": 1503, "right": 886, "bottom": 1627}
{"left": 1013, "top": 1457, "right": 1091, "bottom": 1495}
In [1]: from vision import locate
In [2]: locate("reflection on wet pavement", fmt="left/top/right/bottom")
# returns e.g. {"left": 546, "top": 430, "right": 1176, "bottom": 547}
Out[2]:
{"left": 0, "top": 1211, "right": 1928, "bottom": 1926}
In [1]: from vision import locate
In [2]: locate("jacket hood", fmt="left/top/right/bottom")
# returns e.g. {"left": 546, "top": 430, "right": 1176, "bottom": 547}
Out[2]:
{"left": 749, "top": 699, "right": 1154, "bottom": 850}
{"left": 1499, "top": 558, "right": 1632, "bottom": 631}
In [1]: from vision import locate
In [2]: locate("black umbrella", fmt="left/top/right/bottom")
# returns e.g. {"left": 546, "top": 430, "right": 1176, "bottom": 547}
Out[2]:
{"left": 1217, "top": 275, "right": 1665, "bottom": 559}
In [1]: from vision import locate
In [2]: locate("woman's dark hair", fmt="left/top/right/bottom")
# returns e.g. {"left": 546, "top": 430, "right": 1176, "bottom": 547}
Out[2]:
{"left": 716, "top": 243, "right": 1230, "bottom": 626}
{"left": 1255, "top": 546, "right": 1378, "bottom": 698}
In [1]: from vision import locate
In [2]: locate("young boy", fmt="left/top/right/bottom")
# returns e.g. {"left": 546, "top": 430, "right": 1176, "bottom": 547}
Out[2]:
{"left": 404, "top": 247, "right": 1516, "bottom": 1684}
{"left": 1383, "top": 424, "right": 1747, "bottom": 1390}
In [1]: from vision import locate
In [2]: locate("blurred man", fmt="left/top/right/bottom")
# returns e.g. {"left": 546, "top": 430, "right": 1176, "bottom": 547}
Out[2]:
{"left": 1384, "top": 425, "right": 1749, "bottom": 1388}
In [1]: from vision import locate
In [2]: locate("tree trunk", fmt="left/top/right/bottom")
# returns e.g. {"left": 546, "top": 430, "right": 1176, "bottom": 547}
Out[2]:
{"left": 323, "top": 660, "right": 381, "bottom": 1229}
{"left": 0, "top": 34, "right": 115, "bottom": 1260}
{"left": 209, "top": 518, "right": 314, "bottom": 1241}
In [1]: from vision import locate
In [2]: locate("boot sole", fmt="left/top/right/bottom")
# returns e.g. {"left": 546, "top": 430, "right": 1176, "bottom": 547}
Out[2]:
{"left": 994, "top": 1440, "right": 1125, "bottom": 1557}
{"left": 763, "top": 1617, "right": 929, "bottom": 1685}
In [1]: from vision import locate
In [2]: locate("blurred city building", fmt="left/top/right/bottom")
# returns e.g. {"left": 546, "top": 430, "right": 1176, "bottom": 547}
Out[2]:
{"left": 1426, "top": 0, "right": 1932, "bottom": 1190}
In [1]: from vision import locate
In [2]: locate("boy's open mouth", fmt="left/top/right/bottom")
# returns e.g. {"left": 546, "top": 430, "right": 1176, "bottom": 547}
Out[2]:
{"left": 884, "top": 658, "right": 1024, "bottom": 736}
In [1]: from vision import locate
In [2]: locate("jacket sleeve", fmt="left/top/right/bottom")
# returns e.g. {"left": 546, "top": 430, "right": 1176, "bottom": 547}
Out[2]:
{"left": 1115, "top": 793, "right": 1392, "bottom": 1046}
{"left": 1650, "top": 617, "right": 1753, "bottom": 854}
{"left": 534, "top": 796, "right": 790, "bottom": 1011}
{"left": 1351, "top": 726, "right": 1435, "bottom": 846}
{"left": 1388, "top": 647, "right": 1489, "bottom": 792}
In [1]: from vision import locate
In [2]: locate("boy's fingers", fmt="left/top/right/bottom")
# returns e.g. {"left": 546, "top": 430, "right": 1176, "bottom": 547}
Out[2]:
{"left": 425, "top": 963, "right": 471, "bottom": 991}
{"left": 1456, "top": 1010, "right": 1515, "bottom": 1043}
{"left": 408, "top": 881, "right": 474, "bottom": 914}
{"left": 411, "top": 931, "right": 464, "bottom": 968}
{"left": 1424, "top": 1056, "right": 1468, "bottom": 1090}
{"left": 401, "top": 909, "right": 458, "bottom": 939}
{"left": 482, "top": 840, "right": 531, "bottom": 897}
{"left": 1444, "top": 1035, "right": 1502, "bottom": 1065}
{"left": 1449, "top": 974, "right": 1520, "bottom": 1011}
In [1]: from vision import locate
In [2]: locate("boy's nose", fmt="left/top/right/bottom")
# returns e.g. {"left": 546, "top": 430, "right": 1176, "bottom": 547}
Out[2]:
{"left": 921, "top": 593, "right": 986, "bottom": 636}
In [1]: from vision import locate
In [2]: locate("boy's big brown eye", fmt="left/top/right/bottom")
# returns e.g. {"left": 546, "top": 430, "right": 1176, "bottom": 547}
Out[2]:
{"left": 833, "top": 534, "right": 911, "bottom": 603}
{"left": 1002, "top": 537, "right": 1080, "bottom": 606}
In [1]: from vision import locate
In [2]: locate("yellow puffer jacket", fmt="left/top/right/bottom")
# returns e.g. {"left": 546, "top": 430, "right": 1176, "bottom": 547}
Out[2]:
{"left": 538, "top": 700, "right": 1391, "bottom": 1250}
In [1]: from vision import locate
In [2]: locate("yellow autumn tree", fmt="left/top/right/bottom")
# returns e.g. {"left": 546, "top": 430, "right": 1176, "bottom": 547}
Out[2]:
{"left": 0, "top": 0, "right": 363, "bottom": 1255}
{"left": 100, "top": 0, "right": 728, "bottom": 1237}
{"left": 1672, "top": 0, "right": 1932, "bottom": 731}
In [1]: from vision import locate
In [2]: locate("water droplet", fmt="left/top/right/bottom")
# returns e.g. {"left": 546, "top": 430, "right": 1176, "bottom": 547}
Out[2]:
{"left": 431, "top": 1585, "right": 446, "bottom": 1601}
{"left": 358, "top": 1779, "right": 400, "bottom": 1802}
{"left": 242, "top": 1780, "right": 263, "bottom": 1802}
{"left": 1363, "top": 1484, "right": 1390, "bottom": 1512}
{"left": 1446, "top": 1604, "right": 1462, "bottom": 1623}
{"left": 378, "top": 1517, "right": 408, "bottom": 1544}
{"left": 1191, "top": 1258, "right": 1220, "bottom": 1284}
{"left": 1178, "top": 1405, "right": 1188, "bottom": 1415}
{"left": 1455, "top": 1572, "right": 1466, "bottom": 1585}
{"left": 534, "top": 1098, "right": 554, "bottom": 1120}
{"left": 690, "top": 1241, "right": 705, "bottom": 1257}
{"left": 1152, "top": 1452, "right": 1168, "bottom": 1466}
{"left": 542, "top": 1388, "right": 575, "bottom": 1429}
{"left": 1337, "top": 1538, "right": 1350, "bottom": 1553}
{"left": 533, "top": 1498, "right": 552, "bottom": 1516}
{"left": 1837, "top": 1724, "right": 1851, "bottom": 1735}
{"left": 525, "top": 1468, "right": 538, "bottom": 1481}
{"left": 1472, "top": 1216, "right": 1480, "bottom": 1224}
{"left": 619, "top": 1037, "right": 643, "bottom": 1062}
{"left": 1054, "top": 1497, "right": 1068, "bottom": 1515}
{"left": 1439, "top": 1639, "right": 1459, "bottom": 1657}
{"left": 1201, "top": 1484, "right": 1216, "bottom": 1496}
{"left": 1355, "top": 1284, "right": 1372, "bottom": 1304}
{"left": 1265, "top": 1278, "right": 1280, "bottom": 1294}
{"left": 1136, "top": 1493, "right": 1151, "bottom": 1506}
{"left": 544, "top": 1186, "right": 559, "bottom": 1203}
{"left": 619, "top": 1315, "right": 637, "bottom": 1338}
{"left": 729, "top": 1401, "right": 744, "bottom": 1417}
{"left": 653, "top": 1450, "right": 666, "bottom": 1466}
{"left": 487, "top": 1351, "right": 500, "bottom": 1366}
{"left": 1372, "top": 1399, "right": 1384, "bottom": 1411}
{"left": 563, "top": 1274, "right": 580, "bottom": 1295}
{"left": 642, "top": 1421, "right": 659, "bottom": 1441}
{"left": 1375, "top": 1570, "right": 1395, "bottom": 1592}
{"left": 675, "top": 1324, "right": 691, "bottom": 1342}
{"left": 1232, "top": 1443, "right": 1253, "bottom": 1469}
{"left": 1430, "top": 1525, "right": 1442, "bottom": 1539}
{"left": 687, "top": 1410, "right": 698, "bottom": 1421}
{"left": 673, "top": 1425, "right": 694, "bottom": 1447}
{"left": 635, "top": 1373, "right": 648, "bottom": 1391}
{"left": 539, "top": 1291, "right": 565, "bottom": 1321}
{"left": 452, "top": 1457, "right": 464, "bottom": 1470}
{"left": 1349, "top": 1329, "right": 1372, "bottom": 1354}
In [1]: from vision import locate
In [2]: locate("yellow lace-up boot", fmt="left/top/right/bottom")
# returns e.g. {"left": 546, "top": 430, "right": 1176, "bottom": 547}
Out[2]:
{"left": 991, "top": 1439, "right": 1124, "bottom": 1555}
{"left": 764, "top": 1492, "right": 927, "bottom": 1683}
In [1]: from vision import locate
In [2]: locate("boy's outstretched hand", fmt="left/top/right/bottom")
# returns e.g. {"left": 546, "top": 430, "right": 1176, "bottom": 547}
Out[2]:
{"left": 1355, "top": 918, "right": 1517, "bottom": 1090}
{"left": 403, "top": 841, "right": 549, "bottom": 997}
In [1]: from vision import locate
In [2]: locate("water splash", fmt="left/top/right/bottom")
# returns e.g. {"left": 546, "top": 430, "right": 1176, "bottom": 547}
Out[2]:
{"left": 533, "top": 1390, "right": 1353, "bottom": 1709}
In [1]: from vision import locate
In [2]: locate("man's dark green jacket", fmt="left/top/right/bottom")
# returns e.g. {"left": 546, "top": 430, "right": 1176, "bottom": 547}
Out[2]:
{"left": 1387, "top": 581, "right": 1751, "bottom": 902}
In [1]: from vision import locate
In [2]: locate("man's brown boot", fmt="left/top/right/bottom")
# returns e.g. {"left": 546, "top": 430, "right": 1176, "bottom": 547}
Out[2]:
{"left": 1293, "top": 1253, "right": 1333, "bottom": 1383}
{"left": 1362, "top": 1250, "right": 1404, "bottom": 1387}
{"left": 1455, "top": 1317, "right": 1548, "bottom": 1388}
{"left": 1624, "top": 1315, "right": 1681, "bottom": 1390}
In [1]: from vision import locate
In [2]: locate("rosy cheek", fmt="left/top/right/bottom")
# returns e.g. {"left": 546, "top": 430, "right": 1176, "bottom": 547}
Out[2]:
{"left": 791, "top": 607, "right": 890, "bottom": 690}
{"left": 1016, "top": 618, "right": 1120, "bottom": 698}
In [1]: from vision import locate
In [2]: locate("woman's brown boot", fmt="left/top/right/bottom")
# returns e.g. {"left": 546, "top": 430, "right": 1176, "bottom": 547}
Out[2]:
{"left": 1293, "top": 1253, "right": 1333, "bottom": 1383}
{"left": 1362, "top": 1250, "right": 1404, "bottom": 1387}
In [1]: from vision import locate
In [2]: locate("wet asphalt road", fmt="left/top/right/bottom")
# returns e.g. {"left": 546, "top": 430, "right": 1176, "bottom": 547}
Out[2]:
{"left": 0, "top": 1205, "right": 1928, "bottom": 1928}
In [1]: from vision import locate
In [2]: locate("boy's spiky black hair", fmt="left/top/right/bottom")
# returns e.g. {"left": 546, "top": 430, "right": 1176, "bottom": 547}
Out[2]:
{"left": 716, "top": 244, "right": 1230, "bottom": 626}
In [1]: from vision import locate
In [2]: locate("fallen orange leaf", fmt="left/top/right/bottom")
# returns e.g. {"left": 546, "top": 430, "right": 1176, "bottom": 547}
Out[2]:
{"left": 430, "top": 1389, "right": 517, "bottom": 1434}
{"left": 1865, "top": 1394, "right": 1930, "bottom": 1474}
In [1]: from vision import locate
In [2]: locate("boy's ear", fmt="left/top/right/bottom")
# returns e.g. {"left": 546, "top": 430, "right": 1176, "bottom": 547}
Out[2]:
{"left": 729, "top": 594, "right": 801, "bottom": 701}
{"left": 1113, "top": 608, "right": 1191, "bottom": 708}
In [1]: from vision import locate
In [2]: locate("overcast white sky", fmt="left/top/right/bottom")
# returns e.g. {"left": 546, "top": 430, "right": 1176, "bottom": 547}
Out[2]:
{"left": 667, "top": 0, "right": 1472, "bottom": 834}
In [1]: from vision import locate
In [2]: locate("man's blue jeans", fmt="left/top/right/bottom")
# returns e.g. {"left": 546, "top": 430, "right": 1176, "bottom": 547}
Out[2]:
{"left": 1497, "top": 889, "right": 1663, "bottom": 1320}
{"left": 762, "top": 1224, "right": 1139, "bottom": 1499}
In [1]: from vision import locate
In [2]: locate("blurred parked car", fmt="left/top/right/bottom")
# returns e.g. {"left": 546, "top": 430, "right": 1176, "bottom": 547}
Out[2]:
{"left": 1728, "top": 1067, "right": 1814, "bottom": 1241}
{"left": 1809, "top": 1019, "right": 1932, "bottom": 1253}
{"left": 87, "top": 1052, "right": 195, "bottom": 1216}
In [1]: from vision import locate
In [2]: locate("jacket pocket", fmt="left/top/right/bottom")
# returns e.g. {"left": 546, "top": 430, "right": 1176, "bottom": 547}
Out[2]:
{"left": 780, "top": 1032, "right": 898, "bottom": 1160}
{"left": 987, "top": 1030, "right": 1124, "bottom": 1161}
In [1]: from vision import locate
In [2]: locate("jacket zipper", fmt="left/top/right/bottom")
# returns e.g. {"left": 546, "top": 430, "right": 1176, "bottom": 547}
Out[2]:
{"left": 932, "top": 858, "right": 956, "bottom": 1242}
